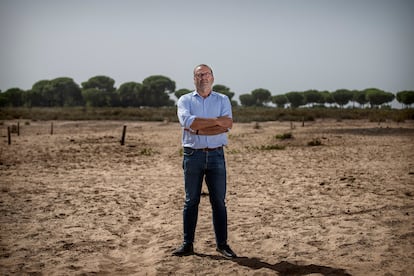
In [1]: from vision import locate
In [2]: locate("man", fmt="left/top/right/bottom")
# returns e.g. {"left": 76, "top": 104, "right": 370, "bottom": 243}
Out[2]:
{"left": 173, "top": 64, "right": 237, "bottom": 258}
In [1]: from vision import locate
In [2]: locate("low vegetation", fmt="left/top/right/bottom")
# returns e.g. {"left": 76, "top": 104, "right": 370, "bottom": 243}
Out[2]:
{"left": 275, "top": 132, "right": 293, "bottom": 140}
{"left": 247, "top": 144, "right": 286, "bottom": 151}
{"left": 1, "top": 106, "right": 413, "bottom": 123}
{"left": 307, "top": 138, "right": 323, "bottom": 147}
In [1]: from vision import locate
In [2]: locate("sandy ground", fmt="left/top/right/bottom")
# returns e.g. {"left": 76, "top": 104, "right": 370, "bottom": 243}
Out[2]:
{"left": 1, "top": 119, "right": 413, "bottom": 276}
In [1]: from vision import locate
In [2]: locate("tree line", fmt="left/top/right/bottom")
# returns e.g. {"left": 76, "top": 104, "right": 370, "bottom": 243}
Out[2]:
{"left": 1, "top": 74, "right": 413, "bottom": 108}
{"left": 240, "top": 88, "right": 414, "bottom": 108}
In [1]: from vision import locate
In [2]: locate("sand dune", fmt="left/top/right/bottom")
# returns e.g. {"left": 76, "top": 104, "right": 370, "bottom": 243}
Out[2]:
{"left": 1, "top": 119, "right": 413, "bottom": 275}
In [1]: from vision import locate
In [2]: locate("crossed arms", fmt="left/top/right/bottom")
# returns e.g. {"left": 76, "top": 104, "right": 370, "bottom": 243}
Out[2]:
{"left": 188, "top": 116, "right": 233, "bottom": 136}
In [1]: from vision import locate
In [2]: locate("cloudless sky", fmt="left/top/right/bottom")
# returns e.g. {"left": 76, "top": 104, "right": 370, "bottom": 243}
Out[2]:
{"left": 1, "top": 0, "right": 413, "bottom": 101}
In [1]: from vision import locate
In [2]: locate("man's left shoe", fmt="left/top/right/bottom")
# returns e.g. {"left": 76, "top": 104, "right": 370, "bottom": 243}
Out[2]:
{"left": 216, "top": 244, "right": 237, "bottom": 259}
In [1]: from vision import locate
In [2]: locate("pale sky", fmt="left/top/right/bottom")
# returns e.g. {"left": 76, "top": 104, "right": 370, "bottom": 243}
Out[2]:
{"left": 1, "top": 0, "right": 413, "bottom": 101}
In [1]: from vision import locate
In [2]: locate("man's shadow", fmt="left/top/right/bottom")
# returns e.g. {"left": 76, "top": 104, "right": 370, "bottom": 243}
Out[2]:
{"left": 195, "top": 253, "right": 352, "bottom": 276}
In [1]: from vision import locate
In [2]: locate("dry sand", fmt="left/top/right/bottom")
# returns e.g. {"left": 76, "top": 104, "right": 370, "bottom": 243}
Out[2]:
{"left": 1, "top": 119, "right": 413, "bottom": 276}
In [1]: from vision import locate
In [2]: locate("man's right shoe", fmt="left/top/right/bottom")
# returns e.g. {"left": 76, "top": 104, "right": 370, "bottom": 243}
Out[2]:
{"left": 172, "top": 243, "right": 194, "bottom": 256}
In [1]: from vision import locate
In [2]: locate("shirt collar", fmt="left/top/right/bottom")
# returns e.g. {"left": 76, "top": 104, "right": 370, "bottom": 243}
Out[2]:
{"left": 193, "top": 90, "right": 215, "bottom": 98}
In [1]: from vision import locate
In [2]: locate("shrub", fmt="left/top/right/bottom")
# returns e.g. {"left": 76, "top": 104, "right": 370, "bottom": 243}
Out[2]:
{"left": 248, "top": 144, "right": 286, "bottom": 151}
{"left": 253, "top": 122, "right": 261, "bottom": 129}
{"left": 140, "top": 147, "right": 158, "bottom": 156}
{"left": 275, "top": 132, "right": 293, "bottom": 140}
{"left": 307, "top": 138, "right": 322, "bottom": 146}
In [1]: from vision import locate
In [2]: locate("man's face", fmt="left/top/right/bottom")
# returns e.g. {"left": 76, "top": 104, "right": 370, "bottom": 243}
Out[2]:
{"left": 194, "top": 66, "right": 214, "bottom": 91}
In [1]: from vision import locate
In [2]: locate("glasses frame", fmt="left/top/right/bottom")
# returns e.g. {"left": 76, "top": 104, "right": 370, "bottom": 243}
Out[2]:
{"left": 194, "top": 72, "right": 213, "bottom": 79}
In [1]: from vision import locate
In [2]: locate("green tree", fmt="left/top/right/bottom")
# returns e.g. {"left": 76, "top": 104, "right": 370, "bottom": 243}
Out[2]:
{"left": 50, "top": 77, "right": 83, "bottom": 106}
{"left": 24, "top": 89, "right": 43, "bottom": 107}
{"left": 239, "top": 94, "right": 256, "bottom": 106}
{"left": 82, "top": 75, "right": 116, "bottom": 92}
{"left": 396, "top": 90, "right": 414, "bottom": 107}
{"left": 82, "top": 88, "right": 110, "bottom": 107}
{"left": 29, "top": 80, "right": 54, "bottom": 106}
{"left": 82, "top": 75, "right": 117, "bottom": 106}
{"left": 0, "top": 88, "right": 25, "bottom": 107}
{"left": 0, "top": 92, "right": 5, "bottom": 107}
{"left": 285, "top": 91, "right": 304, "bottom": 108}
{"left": 272, "top": 94, "right": 288, "bottom": 108}
{"left": 251, "top": 88, "right": 271, "bottom": 106}
{"left": 353, "top": 90, "right": 368, "bottom": 108}
{"left": 303, "top": 90, "right": 323, "bottom": 107}
{"left": 174, "top": 88, "right": 191, "bottom": 100}
{"left": 117, "top": 82, "right": 142, "bottom": 107}
{"left": 319, "top": 91, "right": 334, "bottom": 107}
{"left": 332, "top": 89, "right": 353, "bottom": 108}
{"left": 142, "top": 75, "right": 175, "bottom": 107}
{"left": 364, "top": 88, "right": 394, "bottom": 107}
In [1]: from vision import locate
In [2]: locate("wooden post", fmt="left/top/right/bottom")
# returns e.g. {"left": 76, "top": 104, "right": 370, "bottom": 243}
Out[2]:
{"left": 50, "top": 122, "right": 54, "bottom": 135}
{"left": 302, "top": 116, "right": 305, "bottom": 127}
{"left": 17, "top": 121, "right": 20, "bottom": 136}
{"left": 120, "top": 125, "right": 127, "bottom": 145}
{"left": 8, "top": 126, "right": 11, "bottom": 145}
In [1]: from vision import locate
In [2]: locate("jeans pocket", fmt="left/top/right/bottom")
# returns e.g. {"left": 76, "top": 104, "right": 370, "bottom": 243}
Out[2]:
{"left": 183, "top": 147, "right": 195, "bottom": 156}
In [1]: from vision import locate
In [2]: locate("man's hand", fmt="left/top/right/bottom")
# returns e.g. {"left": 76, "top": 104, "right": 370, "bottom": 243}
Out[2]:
{"left": 216, "top": 116, "right": 233, "bottom": 129}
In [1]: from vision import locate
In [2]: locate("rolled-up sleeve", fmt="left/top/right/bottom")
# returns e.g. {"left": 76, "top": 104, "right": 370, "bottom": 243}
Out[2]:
{"left": 177, "top": 95, "right": 196, "bottom": 128}
{"left": 221, "top": 96, "right": 233, "bottom": 119}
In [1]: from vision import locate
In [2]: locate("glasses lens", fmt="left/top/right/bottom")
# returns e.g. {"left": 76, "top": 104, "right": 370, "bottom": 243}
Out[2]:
{"left": 195, "top": 72, "right": 211, "bottom": 78}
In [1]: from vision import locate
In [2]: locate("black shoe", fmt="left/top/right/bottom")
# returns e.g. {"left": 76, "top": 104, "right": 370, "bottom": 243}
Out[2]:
{"left": 172, "top": 243, "right": 194, "bottom": 256}
{"left": 216, "top": 244, "right": 237, "bottom": 259}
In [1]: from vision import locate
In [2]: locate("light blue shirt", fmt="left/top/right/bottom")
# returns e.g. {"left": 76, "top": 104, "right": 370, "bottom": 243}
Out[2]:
{"left": 177, "top": 91, "right": 232, "bottom": 149}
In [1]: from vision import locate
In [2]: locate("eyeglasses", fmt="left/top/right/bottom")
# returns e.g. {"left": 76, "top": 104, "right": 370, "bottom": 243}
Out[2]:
{"left": 194, "top": 72, "right": 213, "bottom": 79}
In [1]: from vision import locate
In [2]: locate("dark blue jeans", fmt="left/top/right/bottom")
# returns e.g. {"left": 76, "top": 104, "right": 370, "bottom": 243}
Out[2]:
{"left": 182, "top": 147, "right": 228, "bottom": 246}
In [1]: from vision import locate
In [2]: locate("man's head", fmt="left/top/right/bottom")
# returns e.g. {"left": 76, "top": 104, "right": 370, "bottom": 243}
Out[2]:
{"left": 193, "top": 64, "right": 214, "bottom": 95}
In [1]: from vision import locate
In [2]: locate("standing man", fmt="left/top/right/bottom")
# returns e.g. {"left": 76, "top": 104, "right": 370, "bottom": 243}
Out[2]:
{"left": 173, "top": 64, "right": 237, "bottom": 258}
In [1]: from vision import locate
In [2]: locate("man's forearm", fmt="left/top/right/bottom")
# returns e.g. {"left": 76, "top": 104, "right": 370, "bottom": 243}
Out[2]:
{"left": 190, "top": 118, "right": 217, "bottom": 130}
{"left": 190, "top": 116, "right": 233, "bottom": 131}
{"left": 198, "top": 125, "right": 229, "bottom": 136}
